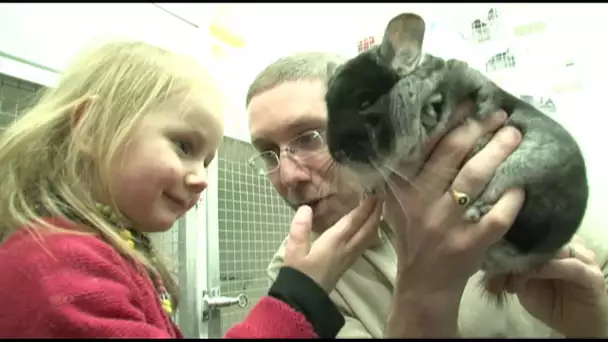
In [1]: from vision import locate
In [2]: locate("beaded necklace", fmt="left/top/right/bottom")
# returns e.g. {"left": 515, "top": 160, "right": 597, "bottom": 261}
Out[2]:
{"left": 93, "top": 203, "right": 174, "bottom": 316}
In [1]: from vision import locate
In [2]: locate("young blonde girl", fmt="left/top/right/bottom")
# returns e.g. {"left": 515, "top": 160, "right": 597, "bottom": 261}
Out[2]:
{"left": 0, "top": 39, "right": 382, "bottom": 338}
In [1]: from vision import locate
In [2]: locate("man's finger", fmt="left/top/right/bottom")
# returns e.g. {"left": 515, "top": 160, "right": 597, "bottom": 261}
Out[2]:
{"left": 476, "top": 187, "right": 526, "bottom": 247}
{"left": 329, "top": 197, "right": 379, "bottom": 242}
{"left": 345, "top": 200, "right": 383, "bottom": 252}
{"left": 553, "top": 242, "right": 597, "bottom": 265}
{"left": 416, "top": 109, "right": 508, "bottom": 195}
{"left": 437, "top": 126, "right": 522, "bottom": 221}
{"left": 526, "top": 258, "right": 597, "bottom": 288}
{"left": 285, "top": 205, "right": 313, "bottom": 260}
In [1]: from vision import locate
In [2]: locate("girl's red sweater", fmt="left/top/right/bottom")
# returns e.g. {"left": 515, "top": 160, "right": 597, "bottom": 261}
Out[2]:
{"left": 0, "top": 217, "right": 344, "bottom": 338}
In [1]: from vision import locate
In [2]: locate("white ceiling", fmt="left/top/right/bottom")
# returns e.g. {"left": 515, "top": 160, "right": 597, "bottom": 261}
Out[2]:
{"left": 197, "top": 3, "right": 500, "bottom": 142}
{"left": 158, "top": 3, "right": 504, "bottom": 54}
{"left": 209, "top": 4, "right": 472, "bottom": 52}
{"left": 153, "top": 3, "right": 608, "bottom": 142}
{"left": 155, "top": 3, "right": 602, "bottom": 61}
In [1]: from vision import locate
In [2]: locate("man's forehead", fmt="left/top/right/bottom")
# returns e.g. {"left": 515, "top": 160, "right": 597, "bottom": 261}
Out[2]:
{"left": 250, "top": 112, "right": 326, "bottom": 147}
{"left": 248, "top": 80, "right": 328, "bottom": 145}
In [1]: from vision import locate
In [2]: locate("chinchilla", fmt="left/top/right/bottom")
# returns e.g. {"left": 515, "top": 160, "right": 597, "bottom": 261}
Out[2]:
{"left": 324, "top": 12, "right": 589, "bottom": 295}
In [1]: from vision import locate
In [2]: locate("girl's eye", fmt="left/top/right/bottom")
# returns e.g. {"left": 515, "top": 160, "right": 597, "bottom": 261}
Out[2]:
{"left": 176, "top": 140, "right": 193, "bottom": 155}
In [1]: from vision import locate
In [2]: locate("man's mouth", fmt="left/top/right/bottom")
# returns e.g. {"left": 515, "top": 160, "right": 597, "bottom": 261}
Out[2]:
{"left": 306, "top": 199, "right": 322, "bottom": 207}
{"left": 302, "top": 196, "right": 330, "bottom": 209}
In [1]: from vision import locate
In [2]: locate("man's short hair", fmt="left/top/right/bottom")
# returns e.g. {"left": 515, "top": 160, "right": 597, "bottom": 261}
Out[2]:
{"left": 245, "top": 51, "right": 348, "bottom": 107}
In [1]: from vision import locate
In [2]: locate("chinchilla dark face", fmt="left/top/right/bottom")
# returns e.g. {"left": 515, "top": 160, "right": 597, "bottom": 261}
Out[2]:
{"left": 325, "top": 49, "right": 399, "bottom": 169}
{"left": 325, "top": 13, "right": 430, "bottom": 187}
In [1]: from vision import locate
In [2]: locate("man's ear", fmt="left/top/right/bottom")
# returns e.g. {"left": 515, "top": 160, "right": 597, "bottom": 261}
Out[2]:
{"left": 377, "top": 13, "right": 426, "bottom": 76}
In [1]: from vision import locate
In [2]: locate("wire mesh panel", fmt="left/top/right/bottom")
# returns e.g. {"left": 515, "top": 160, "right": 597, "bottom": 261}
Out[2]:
{"left": 0, "top": 73, "right": 43, "bottom": 127}
{"left": 216, "top": 137, "right": 293, "bottom": 336}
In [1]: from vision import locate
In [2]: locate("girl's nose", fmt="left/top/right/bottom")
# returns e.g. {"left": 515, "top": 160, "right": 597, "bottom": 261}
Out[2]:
{"left": 185, "top": 170, "right": 208, "bottom": 194}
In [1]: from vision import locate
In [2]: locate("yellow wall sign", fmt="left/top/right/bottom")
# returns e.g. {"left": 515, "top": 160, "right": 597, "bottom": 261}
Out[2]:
{"left": 209, "top": 22, "right": 246, "bottom": 60}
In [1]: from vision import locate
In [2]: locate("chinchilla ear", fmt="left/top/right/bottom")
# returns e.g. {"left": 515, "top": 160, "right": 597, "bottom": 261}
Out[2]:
{"left": 378, "top": 13, "right": 426, "bottom": 75}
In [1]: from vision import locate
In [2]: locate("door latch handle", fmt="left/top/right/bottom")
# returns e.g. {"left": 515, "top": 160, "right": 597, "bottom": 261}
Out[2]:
{"left": 201, "top": 292, "right": 248, "bottom": 322}
{"left": 204, "top": 293, "right": 248, "bottom": 309}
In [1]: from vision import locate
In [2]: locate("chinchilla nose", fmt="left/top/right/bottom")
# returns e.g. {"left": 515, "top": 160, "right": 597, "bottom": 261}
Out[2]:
{"left": 328, "top": 130, "right": 376, "bottom": 164}
{"left": 332, "top": 150, "right": 348, "bottom": 163}
{"left": 363, "top": 110, "right": 382, "bottom": 130}
{"left": 361, "top": 96, "right": 389, "bottom": 131}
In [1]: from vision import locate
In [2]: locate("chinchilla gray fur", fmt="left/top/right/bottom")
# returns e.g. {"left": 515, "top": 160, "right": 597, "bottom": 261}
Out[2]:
{"left": 324, "top": 13, "right": 589, "bottom": 284}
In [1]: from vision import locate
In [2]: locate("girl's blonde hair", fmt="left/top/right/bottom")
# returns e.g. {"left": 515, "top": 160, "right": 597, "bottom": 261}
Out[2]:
{"left": 0, "top": 39, "right": 225, "bottom": 310}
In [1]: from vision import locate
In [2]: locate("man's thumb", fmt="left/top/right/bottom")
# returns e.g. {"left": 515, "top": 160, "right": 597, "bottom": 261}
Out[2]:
{"left": 285, "top": 205, "right": 313, "bottom": 259}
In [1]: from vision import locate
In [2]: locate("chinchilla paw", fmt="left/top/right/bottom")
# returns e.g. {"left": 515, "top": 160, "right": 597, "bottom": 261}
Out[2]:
{"left": 475, "top": 85, "right": 502, "bottom": 119}
{"left": 463, "top": 202, "right": 493, "bottom": 222}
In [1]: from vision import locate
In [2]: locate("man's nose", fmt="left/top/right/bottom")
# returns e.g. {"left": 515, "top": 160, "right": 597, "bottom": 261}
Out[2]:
{"left": 278, "top": 154, "right": 310, "bottom": 188}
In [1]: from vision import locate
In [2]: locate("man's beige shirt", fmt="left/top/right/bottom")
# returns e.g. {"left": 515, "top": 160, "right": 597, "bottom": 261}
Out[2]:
{"left": 267, "top": 207, "right": 608, "bottom": 338}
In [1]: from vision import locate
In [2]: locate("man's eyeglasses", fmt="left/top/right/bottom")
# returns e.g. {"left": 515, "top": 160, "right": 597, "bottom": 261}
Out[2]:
{"left": 248, "top": 130, "right": 327, "bottom": 176}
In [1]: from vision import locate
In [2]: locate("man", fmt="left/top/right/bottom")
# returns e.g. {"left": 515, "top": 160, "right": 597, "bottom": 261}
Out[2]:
{"left": 245, "top": 51, "right": 608, "bottom": 338}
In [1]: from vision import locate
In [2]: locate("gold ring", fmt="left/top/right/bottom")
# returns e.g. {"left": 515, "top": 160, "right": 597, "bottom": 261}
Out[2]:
{"left": 568, "top": 244, "right": 577, "bottom": 259}
{"left": 449, "top": 188, "right": 471, "bottom": 207}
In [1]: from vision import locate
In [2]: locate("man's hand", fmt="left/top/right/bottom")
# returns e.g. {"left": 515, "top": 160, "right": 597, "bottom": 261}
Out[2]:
{"left": 383, "top": 106, "right": 524, "bottom": 337}
{"left": 489, "top": 235, "right": 608, "bottom": 338}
